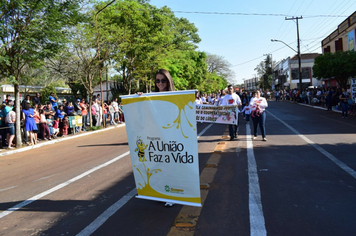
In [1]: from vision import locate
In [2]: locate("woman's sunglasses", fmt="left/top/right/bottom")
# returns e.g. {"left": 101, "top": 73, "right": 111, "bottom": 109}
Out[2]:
{"left": 156, "top": 79, "right": 167, "bottom": 84}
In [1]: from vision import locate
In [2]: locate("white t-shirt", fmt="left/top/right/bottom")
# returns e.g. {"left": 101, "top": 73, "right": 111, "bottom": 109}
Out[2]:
{"left": 241, "top": 105, "right": 252, "bottom": 115}
{"left": 218, "top": 96, "right": 225, "bottom": 106}
{"left": 195, "top": 98, "right": 203, "bottom": 105}
{"left": 221, "top": 93, "right": 242, "bottom": 106}
{"left": 6, "top": 110, "right": 16, "bottom": 124}
{"left": 249, "top": 97, "right": 268, "bottom": 112}
{"left": 112, "top": 101, "right": 119, "bottom": 112}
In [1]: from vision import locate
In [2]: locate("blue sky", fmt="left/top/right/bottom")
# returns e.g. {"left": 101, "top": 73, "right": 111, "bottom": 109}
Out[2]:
{"left": 149, "top": 0, "right": 356, "bottom": 84}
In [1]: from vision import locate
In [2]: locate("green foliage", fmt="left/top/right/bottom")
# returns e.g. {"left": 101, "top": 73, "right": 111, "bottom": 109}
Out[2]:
{"left": 0, "top": 0, "right": 235, "bottom": 97}
{"left": 313, "top": 51, "right": 356, "bottom": 88}
{"left": 160, "top": 50, "right": 207, "bottom": 90}
{"left": 255, "top": 55, "right": 273, "bottom": 90}
{"left": 40, "top": 84, "right": 57, "bottom": 104}
{"left": 0, "top": 0, "right": 84, "bottom": 81}
{"left": 95, "top": 1, "right": 201, "bottom": 94}
{"left": 196, "top": 72, "right": 228, "bottom": 94}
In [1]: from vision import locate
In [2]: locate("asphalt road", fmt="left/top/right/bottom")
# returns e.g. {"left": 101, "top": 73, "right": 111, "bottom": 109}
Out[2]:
{"left": 0, "top": 100, "right": 355, "bottom": 236}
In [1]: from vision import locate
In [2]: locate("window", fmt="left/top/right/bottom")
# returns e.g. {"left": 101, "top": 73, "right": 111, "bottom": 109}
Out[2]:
{"left": 291, "top": 68, "right": 311, "bottom": 80}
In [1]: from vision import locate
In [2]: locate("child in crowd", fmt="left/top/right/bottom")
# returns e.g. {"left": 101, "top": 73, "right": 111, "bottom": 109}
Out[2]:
{"left": 47, "top": 114, "right": 54, "bottom": 138}
{"left": 240, "top": 102, "right": 252, "bottom": 122}
{"left": 52, "top": 117, "right": 59, "bottom": 138}
{"left": 61, "top": 115, "right": 69, "bottom": 136}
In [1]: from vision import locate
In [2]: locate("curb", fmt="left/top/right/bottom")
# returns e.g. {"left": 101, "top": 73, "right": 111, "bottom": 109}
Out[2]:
{"left": 0, "top": 124, "right": 125, "bottom": 157}
{"left": 289, "top": 101, "right": 343, "bottom": 113}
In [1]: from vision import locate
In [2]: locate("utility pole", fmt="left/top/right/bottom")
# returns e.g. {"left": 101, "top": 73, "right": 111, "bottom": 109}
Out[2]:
{"left": 95, "top": 0, "right": 116, "bottom": 127}
{"left": 286, "top": 16, "right": 303, "bottom": 92}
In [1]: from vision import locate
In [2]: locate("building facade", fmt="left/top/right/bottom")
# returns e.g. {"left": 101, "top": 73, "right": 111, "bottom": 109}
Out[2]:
{"left": 244, "top": 77, "right": 259, "bottom": 91}
{"left": 273, "top": 53, "right": 321, "bottom": 90}
{"left": 321, "top": 11, "right": 356, "bottom": 87}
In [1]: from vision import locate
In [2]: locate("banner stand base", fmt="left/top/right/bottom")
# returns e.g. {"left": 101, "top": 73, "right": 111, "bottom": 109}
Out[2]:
{"left": 135, "top": 195, "right": 202, "bottom": 207}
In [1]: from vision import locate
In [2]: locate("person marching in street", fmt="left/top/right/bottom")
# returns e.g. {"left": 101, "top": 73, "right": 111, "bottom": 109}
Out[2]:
{"left": 221, "top": 85, "right": 242, "bottom": 141}
{"left": 250, "top": 90, "right": 268, "bottom": 141}
{"left": 137, "top": 68, "right": 175, "bottom": 207}
{"left": 240, "top": 101, "right": 252, "bottom": 123}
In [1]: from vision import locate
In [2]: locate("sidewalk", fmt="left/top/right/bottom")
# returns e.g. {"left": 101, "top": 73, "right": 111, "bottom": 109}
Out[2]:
{"left": 0, "top": 123, "right": 125, "bottom": 157}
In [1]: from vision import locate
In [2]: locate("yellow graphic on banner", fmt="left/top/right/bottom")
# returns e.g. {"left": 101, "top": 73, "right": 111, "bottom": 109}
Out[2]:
{"left": 122, "top": 94, "right": 195, "bottom": 138}
{"left": 134, "top": 139, "right": 148, "bottom": 162}
{"left": 134, "top": 161, "right": 200, "bottom": 203}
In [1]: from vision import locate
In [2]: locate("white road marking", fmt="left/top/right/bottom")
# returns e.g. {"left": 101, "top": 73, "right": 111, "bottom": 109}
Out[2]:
{"left": 268, "top": 111, "right": 356, "bottom": 180}
{"left": 0, "top": 186, "right": 18, "bottom": 192}
{"left": 75, "top": 123, "right": 213, "bottom": 235}
{"left": 246, "top": 123, "right": 267, "bottom": 236}
{"left": 76, "top": 188, "right": 137, "bottom": 236}
{"left": 0, "top": 151, "right": 130, "bottom": 219}
{"left": 34, "top": 174, "right": 58, "bottom": 182}
{"left": 197, "top": 123, "right": 213, "bottom": 139}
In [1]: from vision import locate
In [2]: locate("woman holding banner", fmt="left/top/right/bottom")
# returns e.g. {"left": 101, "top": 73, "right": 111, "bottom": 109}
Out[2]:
{"left": 155, "top": 69, "right": 175, "bottom": 92}
{"left": 138, "top": 69, "right": 176, "bottom": 206}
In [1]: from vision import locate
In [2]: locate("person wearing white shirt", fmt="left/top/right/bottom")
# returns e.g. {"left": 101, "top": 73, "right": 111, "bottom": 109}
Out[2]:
{"left": 221, "top": 85, "right": 242, "bottom": 140}
{"left": 201, "top": 94, "right": 206, "bottom": 104}
{"left": 250, "top": 90, "right": 268, "bottom": 141}
{"left": 195, "top": 91, "right": 203, "bottom": 105}
{"left": 218, "top": 90, "right": 226, "bottom": 106}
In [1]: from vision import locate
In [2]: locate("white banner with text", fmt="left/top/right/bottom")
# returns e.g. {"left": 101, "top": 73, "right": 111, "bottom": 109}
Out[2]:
{"left": 196, "top": 104, "right": 238, "bottom": 125}
{"left": 121, "top": 90, "right": 201, "bottom": 207}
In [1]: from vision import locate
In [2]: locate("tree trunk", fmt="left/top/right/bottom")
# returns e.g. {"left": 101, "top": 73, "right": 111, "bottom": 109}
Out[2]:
{"left": 15, "top": 84, "right": 22, "bottom": 148}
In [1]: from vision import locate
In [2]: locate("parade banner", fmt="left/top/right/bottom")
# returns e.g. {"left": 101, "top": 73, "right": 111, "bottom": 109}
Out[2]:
{"left": 196, "top": 104, "right": 238, "bottom": 125}
{"left": 121, "top": 90, "right": 201, "bottom": 207}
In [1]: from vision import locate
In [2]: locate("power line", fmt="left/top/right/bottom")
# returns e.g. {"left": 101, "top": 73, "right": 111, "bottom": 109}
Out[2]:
{"left": 172, "top": 11, "right": 349, "bottom": 18}
{"left": 232, "top": 42, "right": 297, "bottom": 67}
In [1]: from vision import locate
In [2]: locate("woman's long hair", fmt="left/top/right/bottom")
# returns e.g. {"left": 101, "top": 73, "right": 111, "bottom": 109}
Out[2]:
{"left": 154, "top": 69, "right": 175, "bottom": 92}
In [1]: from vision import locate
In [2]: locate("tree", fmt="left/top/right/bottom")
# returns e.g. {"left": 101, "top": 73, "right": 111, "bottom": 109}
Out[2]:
{"left": 0, "top": 0, "right": 83, "bottom": 147}
{"left": 96, "top": 1, "right": 200, "bottom": 94}
{"left": 206, "top": 53, "right": 235, "bottom": 84}
{"left": 254, "top": 55, "right": 273, "bottom": 90}
{"left": 313, "top": 51, "right": 356, "bottom": 88}
{"left": 160, "top": 50, "right": 207, "bottom": 90}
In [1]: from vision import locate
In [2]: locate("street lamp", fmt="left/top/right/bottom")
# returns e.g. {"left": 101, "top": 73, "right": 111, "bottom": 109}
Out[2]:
{"left": 271, "top": 39, "right": 302, "bottom": 92}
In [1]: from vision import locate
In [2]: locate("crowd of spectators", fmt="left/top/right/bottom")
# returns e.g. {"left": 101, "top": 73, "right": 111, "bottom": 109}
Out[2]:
{"left": 195, "top": 86, "right": 355, "bottom": 119}
{"left": 0, "top": 93, "right": 125, "bottom": 150}
{"left": 272, "top": 87, "right": 355, "bottom": 117}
